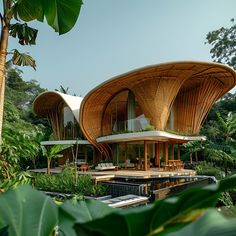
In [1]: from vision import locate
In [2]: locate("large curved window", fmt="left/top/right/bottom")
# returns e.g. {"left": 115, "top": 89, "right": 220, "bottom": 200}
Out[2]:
{"left": 102, "top": 90, "right": 150, "bottom": 135}
{"left": 62, "top": 106, "right": 84, "bottom": 139}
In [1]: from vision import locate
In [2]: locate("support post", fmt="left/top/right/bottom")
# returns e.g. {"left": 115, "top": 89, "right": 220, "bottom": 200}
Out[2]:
{"left": 144, "top": 140, "right": 148, "bottom": 171}
{"left": 155, "top": 143, "right": 160, "bottom": 168}
{"left": 165, "top": 143, "right": 169, "bottom": 165}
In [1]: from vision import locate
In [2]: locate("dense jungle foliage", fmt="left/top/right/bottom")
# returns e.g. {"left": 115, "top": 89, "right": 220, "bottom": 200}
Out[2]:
{"left": 0, "top": 66, "right": 49, "bottom": 180}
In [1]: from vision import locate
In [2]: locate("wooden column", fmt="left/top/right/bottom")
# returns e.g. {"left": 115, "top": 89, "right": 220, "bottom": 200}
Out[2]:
{"left": 177, "top": 144, "right": 180, "bottom": 160}
{"left": 155, "top": 143, "right": 160, "bottom": 168}
{"left": 144, "top": 141, "right": 148, "bottom": 171}
{"left": 165, "top": 143, "right": 169, "bottom": 165}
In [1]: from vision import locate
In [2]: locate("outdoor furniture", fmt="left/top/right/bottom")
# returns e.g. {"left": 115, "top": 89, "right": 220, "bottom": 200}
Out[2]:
{"left": 78, "top": 164, "right": 91, "bottom": 172}
{"left": 119, "top": 160, "right": 135, "bottom": 169}
{"left": 95, "top": 163, "right": 117, "bottom": 171}
{"left": 163, "top": 160, "right": 184, "bottom": 171}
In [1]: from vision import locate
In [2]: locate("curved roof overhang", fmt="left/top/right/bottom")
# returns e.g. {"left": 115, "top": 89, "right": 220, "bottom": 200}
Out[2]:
{"left": 79, "top": 61, "right": 236, "bottom": 155}
{"left": 33, "top": 91, "right": 83, "bottom": 123}
{"left": 97, "top": 131, "right": 206, "bottom": 144}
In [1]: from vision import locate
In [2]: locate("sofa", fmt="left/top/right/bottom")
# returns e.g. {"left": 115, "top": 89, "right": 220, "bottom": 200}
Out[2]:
{"left": 95, "top": 163, "right": 117, "bottom": 171}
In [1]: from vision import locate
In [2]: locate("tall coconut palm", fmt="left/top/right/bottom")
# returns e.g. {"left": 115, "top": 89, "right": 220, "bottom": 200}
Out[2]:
{"left": 0, "top": 0, "right": 83, "bottom": 141}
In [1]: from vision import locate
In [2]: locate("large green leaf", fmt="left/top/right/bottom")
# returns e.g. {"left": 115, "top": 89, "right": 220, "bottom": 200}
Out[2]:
{"left": 42, "top": 0, "right": 83, "bottom": 34}
{"left": 160, "top": 209, "right": 236, "bottom": 236}
{"left": 58, "top": 199, "right": 117, "bottom": 236}
{"left": 0, "top": 185, "right": 57, "bottom": 236}
{"left": 10, "top": 23, "right": 38, "bottom": 45}
{"left": 42, "top": 144, "right": 71, "bottom": 160}
{"left": 12, "top": 0, "right": 83, "bottom": 35}
{"left": 73, "top": 204, "right": 156, "bottom": 236}
{"left": 13, "top": 0, "right": 44, "bottom": 22}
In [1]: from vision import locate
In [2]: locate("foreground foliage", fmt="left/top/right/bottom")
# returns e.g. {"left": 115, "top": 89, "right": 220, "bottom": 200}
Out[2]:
{"left": 1, "top": 176, "right": 236, "bottom": 235}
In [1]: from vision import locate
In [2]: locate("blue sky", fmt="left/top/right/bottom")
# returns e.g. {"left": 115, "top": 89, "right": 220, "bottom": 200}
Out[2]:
{"left": 8, "top": 0, "right": 236, "bottom": 96}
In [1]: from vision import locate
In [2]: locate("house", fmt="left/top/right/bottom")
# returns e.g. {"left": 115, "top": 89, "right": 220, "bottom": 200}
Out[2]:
{"left": 33, "top": 61, "right": 236, "bottom": 170}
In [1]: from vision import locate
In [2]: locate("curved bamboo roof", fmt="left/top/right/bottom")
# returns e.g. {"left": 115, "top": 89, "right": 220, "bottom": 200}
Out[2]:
{"left": 79, "top": 61, "right": 236, "bottom": 156}
{"left": 33, "top": 91, "right": 83, "bottom": 123}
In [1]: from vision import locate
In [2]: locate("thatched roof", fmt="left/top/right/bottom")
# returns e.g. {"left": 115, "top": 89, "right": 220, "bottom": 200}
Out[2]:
{"left": 79, "top": 61, "right": 236, "bottom": 156}
{"left": 33, "top": 91, "right": 83, "bottom": 123}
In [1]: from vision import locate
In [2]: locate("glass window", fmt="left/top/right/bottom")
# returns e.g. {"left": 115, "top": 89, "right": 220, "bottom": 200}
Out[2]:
{"left": 62, "top": 106, "right": 84, "bottom": 140}
{"left": 102, "top": 90, "right": 149, "bottom": 135}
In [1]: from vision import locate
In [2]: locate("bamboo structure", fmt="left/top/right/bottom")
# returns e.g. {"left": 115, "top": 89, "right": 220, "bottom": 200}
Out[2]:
{"left": 79, "top": 62, "right": 236, "bottom": 157}
{"left": 33, "top": 91, "right": 83, "bottom": 140}
{"left": 47, "top": 110, "right": 62, "bottom": 139}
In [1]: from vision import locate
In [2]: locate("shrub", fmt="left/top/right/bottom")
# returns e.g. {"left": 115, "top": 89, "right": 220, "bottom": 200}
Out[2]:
{"left": 34, "top": 166, "right": 106, "bottom": 197}
{"left": 195, "top": 161, "right": 225, "bottom": 179}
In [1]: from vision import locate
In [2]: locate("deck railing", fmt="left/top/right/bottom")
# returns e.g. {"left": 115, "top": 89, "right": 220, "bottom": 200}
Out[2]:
{"left": 112, "top": 117, "right": 151, "bottom": 134}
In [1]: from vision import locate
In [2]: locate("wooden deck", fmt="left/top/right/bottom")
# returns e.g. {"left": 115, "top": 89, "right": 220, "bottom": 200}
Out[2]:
{"left": 30, "top": 167, "right": 196, "bottom": 179}
{"left": 79, "top": 168, "right": 196, "bottom": 179}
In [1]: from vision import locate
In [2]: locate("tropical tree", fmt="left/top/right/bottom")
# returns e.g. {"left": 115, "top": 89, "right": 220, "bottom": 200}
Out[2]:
{"left": 41, "top": 144, "right": 71, "bottom": 174}
{"left": 0, "top": 0, "right": 83, "bottom": 141}
{"left": 186, "top": 112, "right": 236, "bottom": 177}
{"left": 206, "top": 18, "right": 236, "bottom": 69}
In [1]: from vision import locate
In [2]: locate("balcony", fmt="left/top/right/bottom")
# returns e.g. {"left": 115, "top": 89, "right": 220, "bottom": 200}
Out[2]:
{"left": 111, "top": 117, "right": 152, "bottom": 134}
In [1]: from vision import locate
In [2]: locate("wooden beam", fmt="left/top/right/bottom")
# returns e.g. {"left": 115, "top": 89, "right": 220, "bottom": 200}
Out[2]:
{"left": 155, "top": 143, "right": 160, "bottom": 168}
{"left": 144, "top": 141, "right": 148, "bottom": 171}
{"left": 165, "top": 143, "right": 168, "bottom": 165}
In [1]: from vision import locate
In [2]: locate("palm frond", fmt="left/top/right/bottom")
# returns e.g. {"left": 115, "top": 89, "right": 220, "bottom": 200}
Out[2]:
{"left": 12, "top": 49, "right": 36, "bottom": 70}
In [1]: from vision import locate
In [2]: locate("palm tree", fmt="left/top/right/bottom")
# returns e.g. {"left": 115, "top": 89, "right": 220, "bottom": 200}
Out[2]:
{"left": 0, "top": 0, "right": 83, "bottom": 141}
{"left": 41, "top": 144, "right": 71, "bottom": 175}
{"left": 55, "top": 85, "right": 69, "bottom": 94}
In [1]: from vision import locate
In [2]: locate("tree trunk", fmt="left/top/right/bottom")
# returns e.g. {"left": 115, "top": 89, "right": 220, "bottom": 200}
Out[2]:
{"left": 195, "top": 152, "right": 198, "bottom": 162}
{"left": 47, "top": 159, "right": 51, "bottom": 175}
{"left": 190, "top": 153, "right": 193, "bottom": 164}
{"left": 0, "top": 23, "right": 9, "bottom": 142}
{"left": 32, "top": 158, "right": 36, "bottom": 169}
